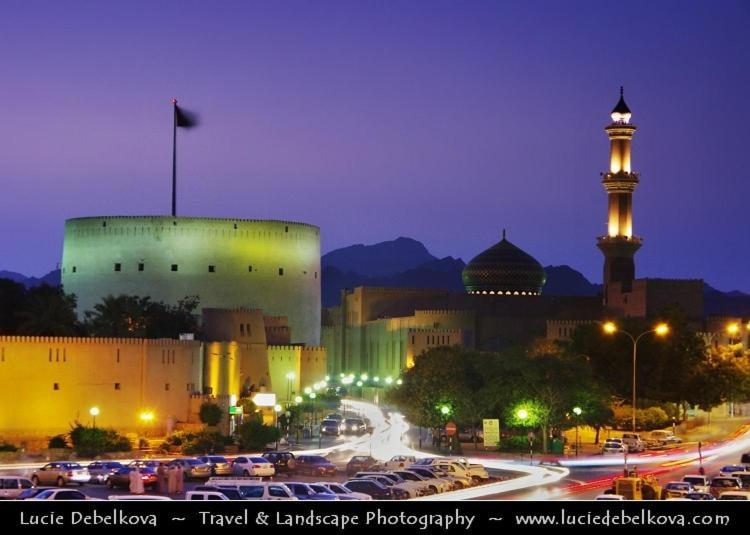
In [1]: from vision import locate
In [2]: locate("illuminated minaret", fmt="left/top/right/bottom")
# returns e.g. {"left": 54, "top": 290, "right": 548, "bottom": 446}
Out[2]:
{"left": 597, "top": 87, "right": 641, "bottom": 305}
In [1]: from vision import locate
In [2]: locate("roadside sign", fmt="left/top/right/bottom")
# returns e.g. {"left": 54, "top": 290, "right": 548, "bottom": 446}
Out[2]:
{"left": 445, "top": 421, "right": 457, "bottom": 436}
{"left": 229, "top": 406, "right": 243, "bottom": 415}
{"left": 483, "top": 419, "right": 500, "bottom": 448}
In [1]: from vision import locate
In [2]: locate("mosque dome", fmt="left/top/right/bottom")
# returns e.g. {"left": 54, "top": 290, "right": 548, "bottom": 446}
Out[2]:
{"left": 462, "top": 231, "right": 546, "bottom": 296}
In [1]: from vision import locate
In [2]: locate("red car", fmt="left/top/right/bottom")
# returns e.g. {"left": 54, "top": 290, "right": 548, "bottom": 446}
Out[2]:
{"left": 106, "top": 467, "right": 158, "bottom": 489}
{"left": 295, "top": 455, "right": 337, "bottom": 477}
{"left": 346, "top": 455, "right": 378, "bottom": 476}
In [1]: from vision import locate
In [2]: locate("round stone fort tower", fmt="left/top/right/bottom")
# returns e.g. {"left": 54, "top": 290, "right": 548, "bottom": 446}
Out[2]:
{"left": 61, "top": 216, "right": 321, "bottom": 345}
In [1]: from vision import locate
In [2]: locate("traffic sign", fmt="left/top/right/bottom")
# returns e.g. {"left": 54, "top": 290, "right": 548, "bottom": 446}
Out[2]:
{"left": 445, "top": 421, "right": 457, "bottom": 436}
{"left": 483, "top": 419, "right": 500, "bottom": 448}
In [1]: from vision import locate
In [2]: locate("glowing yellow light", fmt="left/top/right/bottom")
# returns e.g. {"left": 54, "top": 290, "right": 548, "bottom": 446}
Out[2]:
{"left": 726, "top": 322, "right": 740, "bottom": 336}
{"left": 139, "top": 411, "right": 154, "bottom": 423}
{"left": 517, "top": 409, "right": 529, "bottom": 420}
{"left": 274, "top": 404, "right": 282, "bottom": 412}
{"left": 89, "top": 406, "right": 100, "bottom": 417}
{"left": 294, "top": 396, "right": 303, "bottom": 404}
{"left": 655, "top": 323, "right": 669, "bottom": 336}
{"left": 285, "top": 371, "right": 295, "bottom": 380}
{"left": 603, "top": 322, "right": 617, "bottom": 334}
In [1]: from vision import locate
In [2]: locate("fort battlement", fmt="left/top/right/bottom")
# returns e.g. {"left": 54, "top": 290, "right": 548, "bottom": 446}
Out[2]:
{"left": 0, "top": 336, "right": 198, "bottom": 346}
{"left": 407, "top": 328, "right": 462, "bottom": 334}
{"left": 66, "top": 215, "right": 320, "bottom": 231}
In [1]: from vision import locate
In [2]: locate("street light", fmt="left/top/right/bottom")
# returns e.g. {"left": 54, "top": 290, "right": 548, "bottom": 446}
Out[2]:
{"left": 89, "top": 406, "right": 100, "bottom": 429}
{"left": 516, "top": 408, "right": 529, "bottom": 421}
{"left": 285, "top": 372, "right": 295, "bottom": 402}
{"left": 572, "top": 406, "right": 582, "bottom": 457}
{"left": 603, "top": 321, "right": 669, "bottom": 432}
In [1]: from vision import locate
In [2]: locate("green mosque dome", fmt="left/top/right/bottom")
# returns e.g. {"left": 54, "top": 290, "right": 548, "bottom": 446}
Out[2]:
{"left": 462, "top": 231, "right": 546, "bottom": 296}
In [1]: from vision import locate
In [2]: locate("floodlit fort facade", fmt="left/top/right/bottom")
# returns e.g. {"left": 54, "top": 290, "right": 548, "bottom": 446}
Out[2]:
{"left": 0, "top": 308, "right": 327, "bottom": 444}
{"left": 61, "top": 216, "right": 321, "bottom": 346}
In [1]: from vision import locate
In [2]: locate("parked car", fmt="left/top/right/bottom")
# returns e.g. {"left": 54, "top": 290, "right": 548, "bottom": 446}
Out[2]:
{"left": 341, "top": 418, "right": 367, "bottom": 435}
{"left": 262, "top": 451, "right": 296, "bottom": 475}
{"left": 320, "top": 419, "right": 342, "bottom": 436}
{"left": 194, "top": 485, "right": 244, "bottom": 500}
{"left": 197, "top": 456, "right": 232, "bottom": 476}
{"left": 344, "top": 479, "right": 400, "bottom": 500}
{"left": 353, "top": 472, "right": 422, "bottom": 498}
{"left": 168, "top": 458, "right": 212, "bottom": 479}
{"left": 682, "top": 475, "right": 709, "bottom": 493}
{"left": 601, "top": 438, "right": 628, "bottom": 454}
{"left": 211, "top": 481, "right": 297, "bottom": 500}
{"left": 231, "top": 456, "right": 275, "bottom": 478}
{"left": 380, "top": 456, "right": 417, "bottom": 471}
{"left": 15, "top": 487, "right": 55, "bottom": 500}
{"left": 427, "top": 462, "right": 477, "bottom": 486}
{"left": 709, "top": 477, "right": 742, "bottom": 498}
{"left": 662, "top": 481, "right": 694, "bottom": 498}
{"left": 392, "top": 470, "right": 443, "bottom": 494}
{"left": 595, "top": 494, "right": 625, "bottom": 500}
{"left": 621, "top": 433, "right": 646, "bottom": 453}
{"left": 31, "top": 462, "right": 89, "bottom": 487}
{"left": 686, "top": 491, "right": 715, "bottom": 500}
{"left": 27, "top": 489, "right": 92, "bottom": 500}
{"left": 406, "top": 466, "right": 460, "bottom": 491}
{"left": 185, "top": 490, "right": 230, "bottom": 500}
{"left": 295, "top": 455, "right": 337, "bottom": 477}
{"left": 308, "top": 483, "right": 358, "bottom": 500}
{"left": 86, "top": 461, "right": 125, "bottom": 484}
{"left": 128, "top": 460, "right": 161, "bottom": 469}
{"left": 107, "top": 495, "right": 172, "bottom": 501}
{"left": 649, "top": 430, "right": 682, "bottom": 446}
{"left": 0, "top": 476, "right": 33, "bottom": 499}
{"left": 729, "top": 471, "right": 750, "bottom": 489}
{"left": 316, "top": 481, "right": 372, "bottom": 500}
{"left": 325, "top": 413, "right": 344, "bottom": 422}
{"left": 412, "top": 457, "right": 489, "bottom": 481}
{"left": 285, "top": 482, "right": 339, "bottom": 500}
{"left": 718, "top": 491, "right": 750, "bottom": 500}
{"left": 718, "top": 465, "right": 748, "bottom": 477}
{"left": 105, "top": 467, "right": 158, "bottom": 490}
{"left": 346, "top": 455, "right": 378, "bottom": 475}
{"left": 417, "top": 465, "right": 473, "bottom": 489}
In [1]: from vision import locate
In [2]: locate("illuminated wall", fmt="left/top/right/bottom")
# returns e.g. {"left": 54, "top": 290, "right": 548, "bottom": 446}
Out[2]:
{"left": 0, "top": 336, "right": 201, "bottom": 441}
{"left": 61, "top": 216, "right": 321, "bottom": 345}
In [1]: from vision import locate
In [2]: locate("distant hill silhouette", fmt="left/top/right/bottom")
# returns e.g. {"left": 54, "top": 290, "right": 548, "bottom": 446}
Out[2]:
{"left": 0, "top": 269, "right": 60, "bottom": 288}
{"left": 703, "top": 284, "right": 750, "bottom": 316}
{"left": 322, "top": 237, "right": 436, "bottom": 277}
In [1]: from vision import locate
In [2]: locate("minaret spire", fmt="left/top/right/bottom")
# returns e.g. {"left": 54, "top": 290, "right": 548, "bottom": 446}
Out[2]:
{"left": 597, "top": 88, "right": 642, "bottom": 306}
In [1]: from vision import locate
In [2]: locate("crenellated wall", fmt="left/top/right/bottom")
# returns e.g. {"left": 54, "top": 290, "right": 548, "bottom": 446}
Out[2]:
{"left": 61, "top": 216, "right": 321, "bottom": 345}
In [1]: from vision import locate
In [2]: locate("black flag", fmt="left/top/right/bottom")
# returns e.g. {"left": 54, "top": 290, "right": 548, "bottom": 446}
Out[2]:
{"left": 171, "top": 98, "right": 199, "bottom": 216}
{"left": 175, "top": 104, "right": 198, "bottom": 128}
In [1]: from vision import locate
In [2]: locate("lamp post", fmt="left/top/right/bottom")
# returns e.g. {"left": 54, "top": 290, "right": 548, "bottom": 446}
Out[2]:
{"left": 285, "top": 372, "right": 295, "bottom": 402}
{"left": 274, "top": 404, "right": 282, "bottom": 451}
{"left": 139, "top": 411, "right": 154, "bottom": 439}
{"left": 89, "top": 406, "right": 100, "bottom": 429}
{"left": 516, "top": 409, "right": 532, "bottom": 463}
{"left": 603, "top": 321, "right": 669, "bottom": 432}
{"left": 439, "top": 404, "right": 451, "bottom": 453}
{"left": 572, "top": 406, "right": 582, "bottom": 457}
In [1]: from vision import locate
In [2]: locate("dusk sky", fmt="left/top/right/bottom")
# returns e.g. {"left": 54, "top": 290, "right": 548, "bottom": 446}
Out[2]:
{"left": 1, "top": 1, "right": 749, "bottom": 292}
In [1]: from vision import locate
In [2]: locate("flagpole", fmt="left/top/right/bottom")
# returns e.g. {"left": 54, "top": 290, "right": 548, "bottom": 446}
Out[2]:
{"left": 171, "top": 98, "right": 177, "bottom": 217}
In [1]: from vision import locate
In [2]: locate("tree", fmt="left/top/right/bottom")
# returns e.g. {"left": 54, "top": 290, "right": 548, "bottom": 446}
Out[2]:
{"left": 0, "top": 278, "right": 26, "bottom": 334}
{"left": 16, "top": 284, "right": 80, "bottom": 336}
{"left": 237, "top": 419, "right": 281, "bottom": 451}
{"left": 199, "top": 402, "right": 223, "bottom": 427}
{"left": 84, "top": 294, "right": 199, "bottom": 338}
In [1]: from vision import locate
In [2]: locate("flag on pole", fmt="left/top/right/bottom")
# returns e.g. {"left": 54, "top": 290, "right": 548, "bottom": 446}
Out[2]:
{"left": 170, "top": 98, "right": 199, "bottom": 217}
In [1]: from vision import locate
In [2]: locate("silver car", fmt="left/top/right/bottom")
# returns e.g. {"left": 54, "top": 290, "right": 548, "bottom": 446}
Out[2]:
{"left": 169, "top": 458, "right": 212, "bottom": 479}
{"left": 197, "top": 456, "right": 232, "bottom": 476}
{"left": 86, "top": 461, "right": 124, "bottom": 483}
{"left": 31, "top": 462, "right": 89, "bottom": 487}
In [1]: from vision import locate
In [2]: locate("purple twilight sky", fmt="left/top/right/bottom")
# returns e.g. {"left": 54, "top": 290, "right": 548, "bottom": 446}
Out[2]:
{"left": 1, "top": 1, "right": 749, "bottom": 292}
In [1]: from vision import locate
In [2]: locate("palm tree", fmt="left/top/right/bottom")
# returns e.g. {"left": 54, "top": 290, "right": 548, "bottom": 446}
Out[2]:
{"left": 17, "top": 285, "right": 80, "bottom": 336}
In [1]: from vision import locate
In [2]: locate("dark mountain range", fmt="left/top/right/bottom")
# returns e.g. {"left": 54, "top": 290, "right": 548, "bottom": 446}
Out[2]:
{"left": 321, "top": 237, "right": 436, "bottom": 277}
{"left": 0, "top": 269, "right": 60, "bottom": 288}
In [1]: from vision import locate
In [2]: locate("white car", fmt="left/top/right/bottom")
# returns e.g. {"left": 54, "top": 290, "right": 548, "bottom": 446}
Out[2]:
{"left": 185, "top": 490, "right": 230, "bottom": 500}
{"left": 354, "top": 473, "right": 422, "bottom": 498}
{"left": 417, "top": 457, "right": 489, "bottom": 481}
{"left": 621, "top": 433, "right": 646, "bottom": 453}
{"left": 208, "top": 479, "right": 298, "bottom": 500}
{"left": 231, "top": 456, "right": 275, "bottom": 477}
{"left": 663, "top": 481, "right": 694, "bottom": 498}
{"left": 428, "top": 463, "right": 475, "bottom": 488}
{"left": 316, "top": 482, "right": 372, "bottom": 500}
{"left": 406, "top": 466, "right": 458, "bottom": 491}
{"left": 0, "top": 476, "right": 33, "bottom": 499}
{"left": 394, "top": 470, "right": 451, "bottom": 493}
{"left": 108, "top": 495, "right": 173, "bottom": 501}
{"left": 380, "top": 455, "right": 418, "bottom": 471}
{"left": 718, "top": 491, "right": 750, "bottom": 500}
{"left": 595, "top": 494, "right": 625, "bottom": 500}
{"left": 602, "top": 438, "right": 627, "bottom": 454}
{"left": 388, "top": 470, "right": 440, "bottom": 495}
{"left": 27, "top": 489, "right": 98, "bottom": 500}
{"left": 682, "top": 475, "right": 709, "bottom": 493}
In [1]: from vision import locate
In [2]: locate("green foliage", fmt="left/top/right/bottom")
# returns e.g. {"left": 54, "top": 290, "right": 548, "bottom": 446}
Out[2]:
{"left": 47, "top": 435, "right": 69, "bottom": 449}
{"left": 613, "top": 406, "right": 670, "bottom": 431}
{"left": 199, "top": 402, "right": 223, "bottom": 427}
{"left": 499, "top": 436, "right": 534, "bottom": 452}
{"left": 84, "top": 294, "right": 199, "bottom": 338}
{"left": 237, "top": 419, "right": 281, "bottom": 451}
{"left": 0, "top": 280, "right": 82, "bottom": 336}
{"left": 68, "top": 423, "right": 132, "bottom": 457}
{"left": 0, "top": 441, "right": 18, "bottom": 452}
{"left": 180, "top": 430, "right": 229, "bottom": 455}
